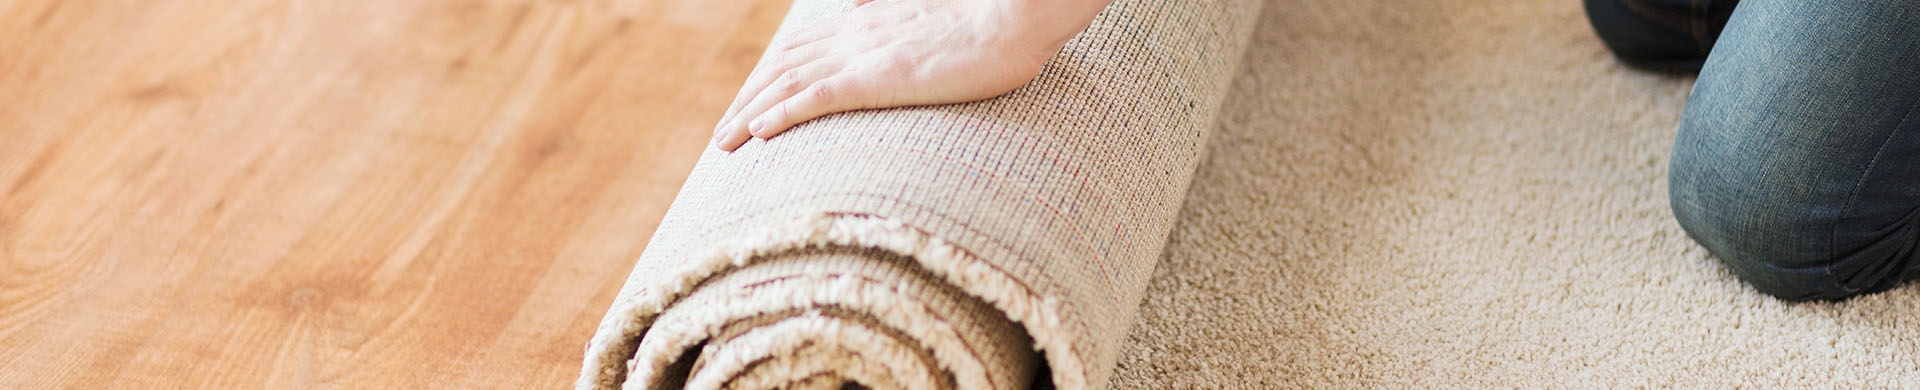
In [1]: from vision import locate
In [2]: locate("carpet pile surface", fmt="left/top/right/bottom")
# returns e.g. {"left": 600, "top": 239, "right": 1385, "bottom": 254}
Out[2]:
{"left": 1114, "top": 0, "right": 1920, "bottom": 387}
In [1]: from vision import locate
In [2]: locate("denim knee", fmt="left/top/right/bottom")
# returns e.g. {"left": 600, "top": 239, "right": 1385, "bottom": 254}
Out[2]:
{"left": 1664, "top": 0, "right": 1920, "bottom": 301}
{"left": 1668, "top": 156, "right": 1842, "bottom": 301}
{"left": 1669, "top": 116, "right": 1920, "bottom": 302}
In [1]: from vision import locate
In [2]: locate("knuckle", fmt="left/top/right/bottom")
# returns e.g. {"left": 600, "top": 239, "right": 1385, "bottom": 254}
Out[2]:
{"left": 774, "top": 37, "right": 804, "bottom": 51}
{"left": 808, "top": 81, "right": 836, "bottom": 101}
{"left": 765, "top": 50, "right": 789, "bottom": 67}
{"left": 769, "top": 49, "right": 806, "bottom": 70}
{"left": 776, "top": 69, "right": 806, "bottom": 90}
{"left": 776, "top": 102, "right": 797, "bottom": 121}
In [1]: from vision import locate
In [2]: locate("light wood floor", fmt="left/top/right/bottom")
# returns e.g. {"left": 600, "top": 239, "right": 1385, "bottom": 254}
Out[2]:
{"left": 0, "top": 0, "right": 790, "bottom": 387}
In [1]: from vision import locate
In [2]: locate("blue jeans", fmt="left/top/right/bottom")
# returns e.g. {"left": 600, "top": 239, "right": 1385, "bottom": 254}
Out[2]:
{"left": 1596, "top": 0, "right": 1920, "bottom": 300}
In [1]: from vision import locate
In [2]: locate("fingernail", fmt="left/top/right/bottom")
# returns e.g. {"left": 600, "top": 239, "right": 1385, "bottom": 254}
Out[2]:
{"left": 718, "top": 130, "right": 748, "bottom": 152}
{"left": 747, "top": 118, "right": 765, "bottom": 136}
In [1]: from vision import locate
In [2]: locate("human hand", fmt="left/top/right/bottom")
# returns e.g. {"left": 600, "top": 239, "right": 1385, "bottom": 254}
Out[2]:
{"left": 711, "top": 0, "right": 1112, "bottom": 151}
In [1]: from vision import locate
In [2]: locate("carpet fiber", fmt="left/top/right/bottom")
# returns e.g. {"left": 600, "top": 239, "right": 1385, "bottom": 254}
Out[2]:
{"left": 1112, "top": 0, "right": 1920, "bottom": 388}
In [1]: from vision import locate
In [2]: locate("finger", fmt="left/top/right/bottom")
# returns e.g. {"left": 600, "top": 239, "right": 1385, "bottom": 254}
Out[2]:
{"left": 717, "top": 44, "right": 825, "bottom": 134}
{"left": 748, "top": 74, "right": 871, "bottom": 139}
{"left": 721, "top": 58, "right": 837, "bottom": 136}
{"left": 726, "top": 59, "right": 840, "bottom": 134}
{"left": 715, "top": 61, "right": 842, "bottom": 150}
{"left": 716, "top": 33, "right": 835, "bottom": 135}
{"left": 770, "top": 22, "right": 836, "bottom": 53}
{"left": 714, "top": 123, "right": 754, "bottom": 152}
{"left": 851, "top": 0, "right": 877, "bottom": 7}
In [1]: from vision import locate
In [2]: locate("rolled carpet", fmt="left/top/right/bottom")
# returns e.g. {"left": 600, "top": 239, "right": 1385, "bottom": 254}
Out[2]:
{"left": 577, "top": 0, "right": 1260, "bottom": 389}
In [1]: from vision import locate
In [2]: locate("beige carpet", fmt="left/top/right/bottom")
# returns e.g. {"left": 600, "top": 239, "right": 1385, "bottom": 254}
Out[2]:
{"left": 1113, "top": 0, "right": 1920, "bottom": 388}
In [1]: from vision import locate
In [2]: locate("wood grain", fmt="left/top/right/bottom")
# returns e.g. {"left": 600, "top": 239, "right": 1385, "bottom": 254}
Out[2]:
{"left": 0, "top": 0, "right": 791, "bottom": 387}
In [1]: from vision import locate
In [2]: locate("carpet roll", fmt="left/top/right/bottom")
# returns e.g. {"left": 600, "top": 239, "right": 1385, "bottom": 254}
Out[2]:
{"left": 629, "top": 247, "right": 1036, "bottom": 390}
{"left": 578, "top": 0, "right": 1260, "bottom": 389}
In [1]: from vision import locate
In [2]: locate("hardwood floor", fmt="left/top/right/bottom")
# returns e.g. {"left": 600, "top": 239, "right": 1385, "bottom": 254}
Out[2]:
{"left": 0, "top": 0, "right": 790, "bottom": 387}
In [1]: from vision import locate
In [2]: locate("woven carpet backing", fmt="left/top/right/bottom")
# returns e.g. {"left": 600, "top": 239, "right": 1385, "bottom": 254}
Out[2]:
{"left": 578, "top": 0, "right": 1261, "bottom": 389}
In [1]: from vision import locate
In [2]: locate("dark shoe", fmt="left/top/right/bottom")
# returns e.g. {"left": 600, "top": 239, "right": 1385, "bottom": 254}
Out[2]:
{"left": 1582, "top": 0, "right": 1740, "bottom": 73}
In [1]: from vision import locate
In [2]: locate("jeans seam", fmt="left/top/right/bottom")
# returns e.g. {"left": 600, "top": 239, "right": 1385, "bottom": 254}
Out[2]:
{"left": 1829, "top": 81, "right": 1920, "bottom": 294}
